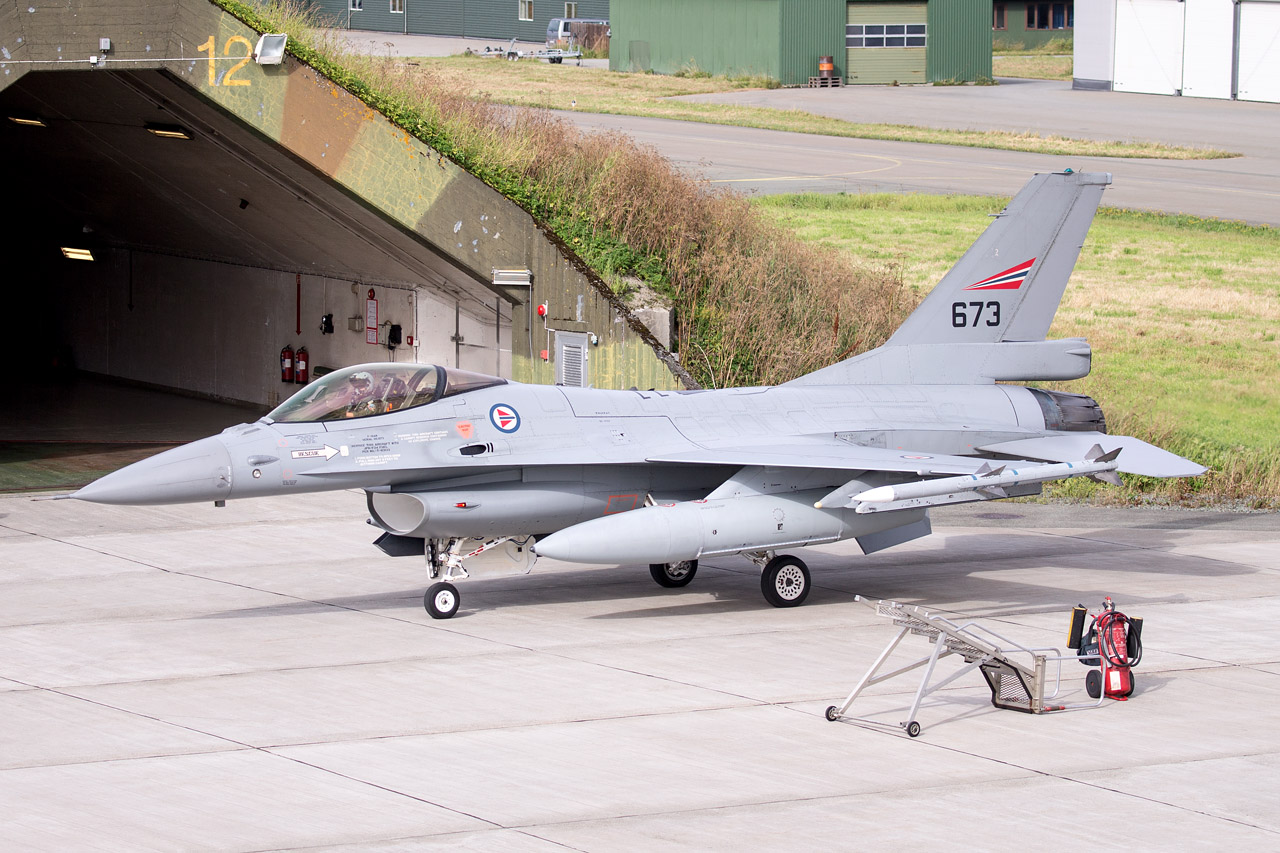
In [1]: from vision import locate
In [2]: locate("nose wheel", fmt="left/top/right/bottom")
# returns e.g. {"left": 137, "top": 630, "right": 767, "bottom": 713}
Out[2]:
{"left": 424, "top": 582, "right": 460, "bottom": 619}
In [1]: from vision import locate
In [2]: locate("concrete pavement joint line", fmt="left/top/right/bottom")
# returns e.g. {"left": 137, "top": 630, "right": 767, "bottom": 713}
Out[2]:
{"left": 262, "top": 750, "right": 510, "bottom": 830}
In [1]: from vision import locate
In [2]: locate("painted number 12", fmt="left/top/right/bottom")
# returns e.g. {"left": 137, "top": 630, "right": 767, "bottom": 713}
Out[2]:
{"left": 198, "top": 35, "right": 253, "bottom": 87}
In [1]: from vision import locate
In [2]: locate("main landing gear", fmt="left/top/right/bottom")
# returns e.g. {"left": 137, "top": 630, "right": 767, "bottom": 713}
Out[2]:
{"left": 759, "top": 554, "right": 811, "bottom": 608}
{"left": 649, "top": 560, "right": 698, "bottom": 587}
{"left": 650, "top": 553, "right": 813, "bottom": 609}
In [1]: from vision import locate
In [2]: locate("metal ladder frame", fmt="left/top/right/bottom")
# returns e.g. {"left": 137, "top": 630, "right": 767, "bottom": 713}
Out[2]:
{"left": 826, "top": 596, "right": 1073, "bottom": 736}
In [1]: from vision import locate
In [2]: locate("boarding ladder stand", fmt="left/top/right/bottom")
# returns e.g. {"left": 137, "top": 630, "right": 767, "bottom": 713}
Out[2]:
{"left": 825, "top": 596, "right": 1077, "bottom": 737}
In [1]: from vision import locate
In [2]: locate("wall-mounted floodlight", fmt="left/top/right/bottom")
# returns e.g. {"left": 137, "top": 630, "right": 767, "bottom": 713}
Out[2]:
{"left": 254, "top": 34, "right": 288, "bottom": 65}
{"left": 61, "top": 247, "right": 95, "bottom": 261}
{"left": 144, "top": 122, "right": 192, "bottom": 140}
{"left": 7, "top": 111, "right": 46, "bottom": 127}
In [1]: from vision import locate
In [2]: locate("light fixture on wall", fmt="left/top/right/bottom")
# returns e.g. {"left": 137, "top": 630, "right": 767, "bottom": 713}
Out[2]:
{"left": 61, "top": 247, "right": 95, "bottom": 261}
{"left": 254, "top": 34, "right": 288, "bottom": 65}
{"left": 144, "top": 122, "right": 192, "bottom": 140}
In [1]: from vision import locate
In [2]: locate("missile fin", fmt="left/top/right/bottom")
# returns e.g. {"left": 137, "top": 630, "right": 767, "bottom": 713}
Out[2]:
{"left": 976, "top": 486, "right": 1008, "bottom": 499}
{"left": 1085, "top": 444, "right": 1123, "bottom": 464}
{"left": 1089, "top": 471, "right": 1123, "bottom": 486}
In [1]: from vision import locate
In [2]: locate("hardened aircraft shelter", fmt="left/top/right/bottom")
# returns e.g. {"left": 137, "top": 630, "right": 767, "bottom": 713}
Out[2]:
{"left": 0, "top": 0, "right": 680, "bottom": 412}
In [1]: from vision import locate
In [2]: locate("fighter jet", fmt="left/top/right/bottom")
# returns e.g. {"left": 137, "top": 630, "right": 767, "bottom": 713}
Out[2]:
{"left": 72, "top": 171, "right": 1204, "bottom": 618}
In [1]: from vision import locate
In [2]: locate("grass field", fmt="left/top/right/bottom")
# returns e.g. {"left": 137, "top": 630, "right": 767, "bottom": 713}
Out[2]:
{"left": 401, "top": 56, "right": 1231, "bottom": 159}
{"left": 992, "top": 54, "right": 1072, "bottom": 80}
{"left": 755, "top": 193, "right": 1280, "bottom": 506}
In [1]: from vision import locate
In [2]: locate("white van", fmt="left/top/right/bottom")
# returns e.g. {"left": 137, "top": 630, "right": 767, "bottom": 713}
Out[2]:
{"left": 546, "top": 17, "right": 608, "bottom": 47}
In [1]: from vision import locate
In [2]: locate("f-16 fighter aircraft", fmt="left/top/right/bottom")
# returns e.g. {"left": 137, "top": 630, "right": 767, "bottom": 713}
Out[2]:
{"left": 72, "top": 171, "right": 1204, "bottom": 618}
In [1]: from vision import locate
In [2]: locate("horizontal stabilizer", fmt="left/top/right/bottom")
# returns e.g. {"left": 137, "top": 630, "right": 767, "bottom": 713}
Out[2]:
{"left": 979, "top": 433, "right": 1206, "bottom": 478}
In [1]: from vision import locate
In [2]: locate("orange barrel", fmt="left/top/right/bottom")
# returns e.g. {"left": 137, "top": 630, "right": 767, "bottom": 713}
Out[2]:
{"left": 818, "top": 55, "right": 835, "bottom": 78}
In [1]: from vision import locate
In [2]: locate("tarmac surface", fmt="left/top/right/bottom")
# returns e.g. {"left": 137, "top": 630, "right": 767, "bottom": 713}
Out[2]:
{"left": 562, "top": 87, "right": 1280, "bottom": 225}
{"left": 4, "top": 479, "right": 1280, "bottom": 849}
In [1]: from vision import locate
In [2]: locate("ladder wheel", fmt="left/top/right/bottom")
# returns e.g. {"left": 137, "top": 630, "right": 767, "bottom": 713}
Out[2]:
{"left": 906, "top": 721, "right": 921, "bottom": 738}
{"left": 825, "top": 705, "right": 840, "bottom": 722}
{"left": 1086, "top": 669, "right": 1102, "bottom": 699}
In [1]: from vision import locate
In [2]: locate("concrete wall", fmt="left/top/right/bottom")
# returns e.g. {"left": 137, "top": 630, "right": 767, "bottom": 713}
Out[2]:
{"left": 53, "top": 248, "right": 441, "bottom": 408}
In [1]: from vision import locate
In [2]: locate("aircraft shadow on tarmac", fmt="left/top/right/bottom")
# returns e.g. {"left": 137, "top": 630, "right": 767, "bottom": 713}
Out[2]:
{"left": 190, "top": 525, "right": 1255, "bottom": 622}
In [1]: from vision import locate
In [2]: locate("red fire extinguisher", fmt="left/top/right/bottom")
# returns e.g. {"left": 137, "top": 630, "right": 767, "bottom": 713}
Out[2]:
{"left": 280, "top": 345, "right": 294, "bottom": 383}
{"left": 1075, "top": 597, "right": 1143, "bottom": 700}
{"left": 294, "top": 346, "right": 309, "bottom": 385}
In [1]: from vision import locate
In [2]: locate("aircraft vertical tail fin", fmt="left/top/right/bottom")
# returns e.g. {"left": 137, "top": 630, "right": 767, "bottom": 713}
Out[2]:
{"left": 787, "top": 170, "right": 1110, "bottom": 386}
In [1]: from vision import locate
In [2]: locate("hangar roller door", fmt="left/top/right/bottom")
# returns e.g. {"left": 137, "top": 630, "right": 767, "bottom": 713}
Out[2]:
{"left": 1181, "top": 0, "right": 1234, "bottom": 99}
{"left": 1237, "top": 1, "right": 1280, "bottom": 103}
{"left": 1113, "top": 0, "right": 1185, "bottom": 94}
{"left": 846, "top": 2, "right": 927, "bottom": 84}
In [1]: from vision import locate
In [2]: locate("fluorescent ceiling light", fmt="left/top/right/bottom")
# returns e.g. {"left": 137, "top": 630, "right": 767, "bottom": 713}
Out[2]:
{"left": 144, "top": 123, "right": 192, "bottom": 140}
{"left": 61, "top": 247, "right": 95, "bottom": 261}
{"left": 8, "top": 111, "right": 46, "bottom": 127}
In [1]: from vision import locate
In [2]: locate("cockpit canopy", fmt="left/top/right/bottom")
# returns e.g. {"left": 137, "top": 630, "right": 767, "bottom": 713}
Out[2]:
{"left": 267, "top": 363, "right": 506, "bottom": 423}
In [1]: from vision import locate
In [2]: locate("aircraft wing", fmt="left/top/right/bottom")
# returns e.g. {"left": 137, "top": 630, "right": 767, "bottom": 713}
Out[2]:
{"left": 978, "top": 433, "right": 1206, "bottom": 477}
{"left": 647, "top": 443, "right": 989, "bottom": 476}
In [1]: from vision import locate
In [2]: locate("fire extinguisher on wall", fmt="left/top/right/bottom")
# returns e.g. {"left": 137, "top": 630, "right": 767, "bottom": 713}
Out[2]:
{"left": 280, "top": 345, "right": 294, "bottom": 383}
{"left": 294, "top": 346, "right": 309, "bottom": 385}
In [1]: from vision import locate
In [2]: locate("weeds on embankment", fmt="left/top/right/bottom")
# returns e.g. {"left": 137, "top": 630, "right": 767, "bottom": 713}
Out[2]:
{"left": 217, "top": 0, "right": 912, "bottom": 389}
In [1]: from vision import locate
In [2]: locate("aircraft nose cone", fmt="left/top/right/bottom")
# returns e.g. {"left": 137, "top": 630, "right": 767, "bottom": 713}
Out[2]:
{"left": 73, "top": 436, "right": 233, "bottom": 505}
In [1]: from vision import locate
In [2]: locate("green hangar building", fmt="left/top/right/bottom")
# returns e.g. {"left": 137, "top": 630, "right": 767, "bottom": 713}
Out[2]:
{"left": 310, "top": 0, "right": 610, "bottom": 44}
{"left": 610, "top": 0, "right": 993, "bottom": 85}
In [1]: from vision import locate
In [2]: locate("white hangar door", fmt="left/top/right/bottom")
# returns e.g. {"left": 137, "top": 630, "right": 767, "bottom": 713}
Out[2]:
{"left": 1237, "top": 1, "right": 1280, "bottom": 103}
{"left": 1113, "top": 0, "right": 1185, "bottom": 94}
{"left": 1181, "top": 0, "right": 1235, "bottom": 98}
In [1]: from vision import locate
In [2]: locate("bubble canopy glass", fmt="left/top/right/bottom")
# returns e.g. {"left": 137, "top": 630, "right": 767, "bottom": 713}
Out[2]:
{"left": 267, "top": 364, "right": 506, "bottom": 423}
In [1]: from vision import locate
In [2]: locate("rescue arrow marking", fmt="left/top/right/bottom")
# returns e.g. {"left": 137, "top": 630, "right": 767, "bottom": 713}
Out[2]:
{"left": 290, "top": 445, "right": 340, "bottom": 461}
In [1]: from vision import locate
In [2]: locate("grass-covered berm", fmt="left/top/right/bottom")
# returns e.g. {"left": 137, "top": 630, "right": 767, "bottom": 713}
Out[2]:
{"left": 756, "top": 193, "right": 1280, "bottom": 508}
{"left": 219, "top": 0, "right": 912, "bottom": 388}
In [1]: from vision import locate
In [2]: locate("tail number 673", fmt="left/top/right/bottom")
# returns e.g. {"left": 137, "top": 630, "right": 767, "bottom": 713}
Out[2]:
{"left": 952, "top": 300, "right": 1001, "bottom": 328}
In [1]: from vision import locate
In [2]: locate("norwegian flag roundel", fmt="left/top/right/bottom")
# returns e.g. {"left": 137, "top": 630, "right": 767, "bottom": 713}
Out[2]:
{"left": 489, "top": 403, "right": 521, "bottom": 433}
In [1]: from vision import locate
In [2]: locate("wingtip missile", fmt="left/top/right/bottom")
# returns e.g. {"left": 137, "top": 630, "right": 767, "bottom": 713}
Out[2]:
{"left": 851, "top": 449, "right": 1125, "bottom": 508}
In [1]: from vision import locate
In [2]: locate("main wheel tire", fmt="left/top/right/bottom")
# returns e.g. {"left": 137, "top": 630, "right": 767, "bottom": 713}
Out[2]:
{"left": 825, "top": 705, "right": 841, "bottom": 722}
{"left": 760, "top": 555, "right": 811, "bottom": 608}
{"left": 649, "top": 560, "right": 698, "bottom": 588}
{"left": 906, "top": 721, "right": 922, "bottom": 738}
{"left": 424, "top": 582, "right": 460, "bottom": 619}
